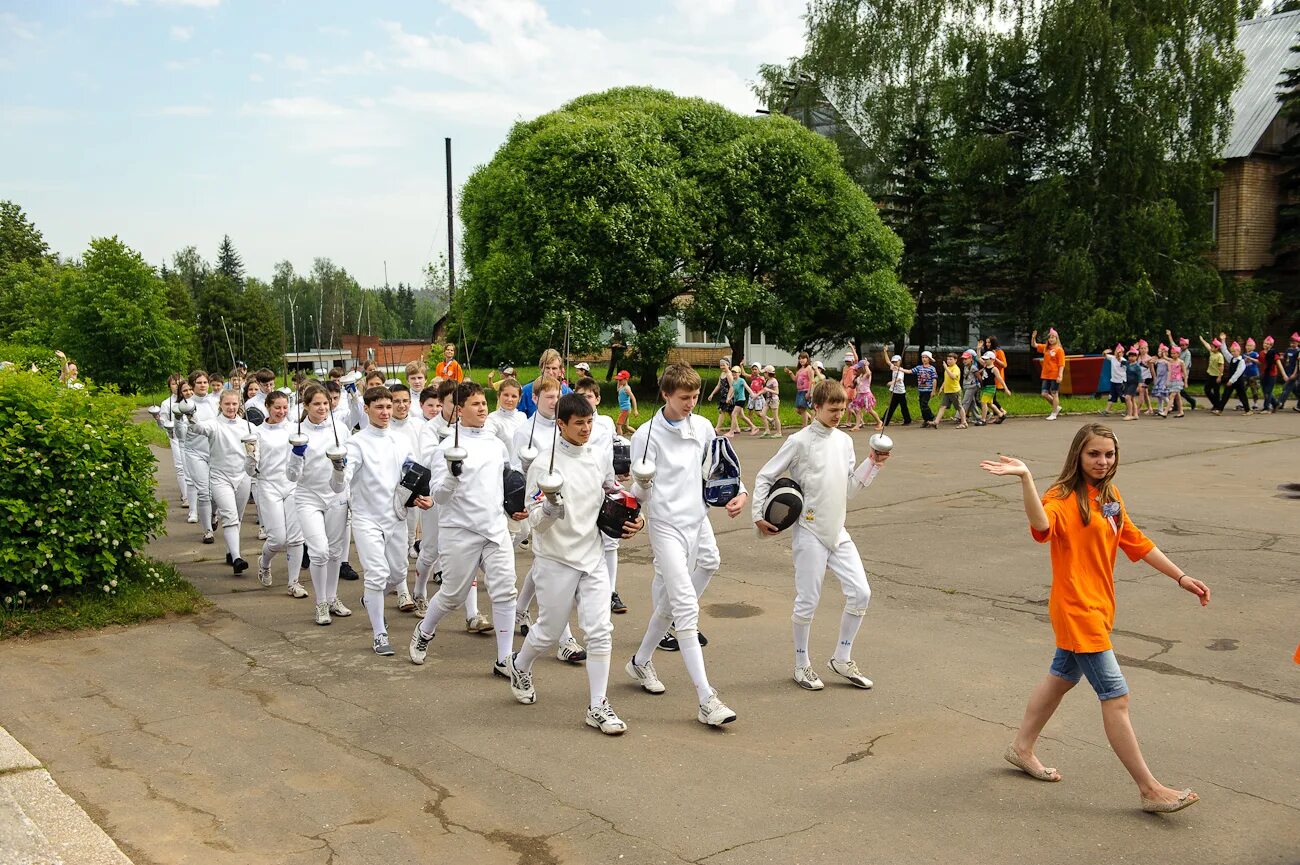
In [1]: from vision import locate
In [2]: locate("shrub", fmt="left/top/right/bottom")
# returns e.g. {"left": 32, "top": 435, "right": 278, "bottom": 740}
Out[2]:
{"left": 0, "top": 368, "right": 166, "bottom": 595}
{"left": 0, "top": 342, "right": 62, "bottom": 381}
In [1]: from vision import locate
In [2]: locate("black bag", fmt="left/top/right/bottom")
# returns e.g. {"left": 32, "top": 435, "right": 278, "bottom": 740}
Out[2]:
{"left": 502, "top": 467, "right": 527, "bottom": 516}
{"left": 398, "top": 458, "right": 432, "bottom": 508}
{"left": 597, "top": 489, "right": 641, "bottom": 539}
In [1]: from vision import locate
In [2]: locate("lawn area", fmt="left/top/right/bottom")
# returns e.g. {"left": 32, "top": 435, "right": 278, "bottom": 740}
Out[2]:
{"left": 0, "top": 559, "right": 208, "bottom": 640}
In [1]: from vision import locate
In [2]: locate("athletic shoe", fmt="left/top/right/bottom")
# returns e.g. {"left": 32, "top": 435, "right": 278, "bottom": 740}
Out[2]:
{"left": 506, "top": 653, "right": 536, "bottom": 704}
{"left": 408, "top": 543, "right": 418, "bottom": 561}
{"left": 408, "top": 627, "right": 433, "bottom": 664}
{"left": 697, "top": 689, "right": 737, "bottom": 727}
{"left": 302, "top": 546, "right": 310, "bottom": 568}
{"left": 827, "top": 658, "right": 873, "bottom": 689}
{"left": 226, "top": 552, "right": 233, "bottom": 565}
{"left": 186, "top": 513, "right": 198, "bottom": 524}
{"left": 557, "top": 638, "right": 587, "bottom": 663}
{"left": 658, "top": 630, "right": 680, "bottom": 652}
{"left": 492, "top": 660, "right": 508, "bottom": 679}
{"left": 698, "top": 631, "right": 709, "bottom": 648}
{"left": 466, "top": 614, "right": 493, "bottom": 633}
{"left": 610, "top": 592, "right": 627, "bottom": 614}
{"left": 328, "top": 599, "right": 352, "bottom": 617}
{"left": 626, "top": 656, "right": 666, "bottom": 694}
{"left": 373, "top": 634, "right": 395, "bottom": 657}
{"left": 515, "top": 610, "right": 531, "bottom": 637}
{"left": 286, "top": 582, "right": 308, "bottom": 599}
{"left": 339, "top": 561, "right": 360, "bottom": 581}
{"left": 585, "top": 699, "right": 627, "bottom": 735}
{"left": 397, "top": 589, "right": 415, "bottom": 612}
{"left": 258, "top": 565, "right": 273, "bottom": 587}
{"left": 314, "top": 602, "right": 331, "bottom": 626}
{"left": 257, "top": 526, "right": 268, "bottom": 541}
{"left": 413, "top": 539, "right": 421, "bottom": 555}
{"left": 794, "top": 665, "right": 825, "bottom": 690}
{"left": 431, "top": 570, "right": 443, "bottom": 585}
{"left": 1045, "top": 412, "right": 1058, "bottom": 421}
{"left": 232, "top": 557, "right": 249, "bottom": 574}
{"left": 413, "top": 596, "right": 429, "bottom": 617}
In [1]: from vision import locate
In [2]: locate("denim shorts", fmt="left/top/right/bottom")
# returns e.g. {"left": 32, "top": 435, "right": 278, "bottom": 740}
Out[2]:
{"left": 1049, "top": 648, "right": 1129, "bottom": 701}
{"left": 795, "top": 391, "right": 811, "bottom": 410}
{"left": 1040, "top": 379, "right": 1060, "bottom": 394}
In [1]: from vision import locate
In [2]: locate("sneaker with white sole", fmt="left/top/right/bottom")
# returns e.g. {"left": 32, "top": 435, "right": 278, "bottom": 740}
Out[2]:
{"left": 827, "top": 658, "right": 873, "bottom": 689}
{"left": 658, "top": 630, "right": 680, "bottom": 652}
{"left": 585, "top": 699, "right": 627, "bottom": 735}
{"left": 314, "top": 602, "right": 331, "bottom": 626}
{"left": 626, "top": 656, "right": 665, "bottom": 694}
{"left": 466, "top": 614, "right": 493, "bottom": 633}
{"left": 397, "top": 589, "right": 415, "bottom": 612}
{"left": 187, "top": 512, "right": 198, "bottom": 524}
{"left": 258, "top": 565, "right": 273, "bottom": 587}
{"left": 373, "top": 634, "right": 395, "bottom": 656}
{"left": 413, "top": 596, "right": 429, "bottom": 617}
{"left": 1045, "top": 412, "right": 1058, "bottom": 421}
{"left": 506, "top": 653, "right": 536, "bottom": 704}
{"left": 286, "top": 582, "right": 308, "bottom": 599}
{"left": 202, "top": 530, "right": 214, "bottom": 544}
{"left": 328, "top": 599, "right": 352, "bottom": 617}
{"left": 557, "top": 638, "right": 587, "bottom": 663}
{"left": 697, "top": 689, "right": 737, "bottom": 726}
{"left": 515, "top": 610, "right": 531, "bottom": 636}
{"left": 492, "top": 660, "right": 508, "bottom": 679}
{"left": 408, "top": 627, "right": 433, "bottom": 664}
{"left": 257, "top": 527, "right": 268, "bottom": 540}
{"left": 794, "top": 665, "right": 825, "bottom": 690}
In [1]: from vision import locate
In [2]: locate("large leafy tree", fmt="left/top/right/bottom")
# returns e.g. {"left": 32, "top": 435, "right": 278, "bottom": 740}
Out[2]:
{"left": 460, "top": 87, "right": 910, "bottom": 388}
{"left": 0, "top": 201, "right": 49, "bottom": 270}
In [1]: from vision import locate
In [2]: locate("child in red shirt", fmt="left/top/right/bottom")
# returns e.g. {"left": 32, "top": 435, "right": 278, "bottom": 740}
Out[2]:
{"left": 980, "top": 423, "right": 1210, "bottom": 813}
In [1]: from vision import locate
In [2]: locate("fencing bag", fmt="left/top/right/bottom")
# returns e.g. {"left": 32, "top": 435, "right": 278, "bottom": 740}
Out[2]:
{"left": 398, "top": 457, "right": 432, "bottom": 508}
{"left": 763, "top": 478, "right": 804, "bottom": 532}
{"left": 702, "top": 436, "right": 742, "bottom": 507}
{"left": 597, "top": 489, "right": 641, "bottom": 539}
{"left": 244, "top": 405, "right": 266, "bottom": 426}
{"left": 612, "top": 437, "right": 632, "bottom": 476}
{"left": 502, "top": 466, "right": 527, "bottom": 516}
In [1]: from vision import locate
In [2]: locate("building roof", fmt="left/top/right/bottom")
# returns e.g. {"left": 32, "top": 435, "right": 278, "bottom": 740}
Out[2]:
{"left": 1225, "top": 10, "right": 1300, "bottom": 159}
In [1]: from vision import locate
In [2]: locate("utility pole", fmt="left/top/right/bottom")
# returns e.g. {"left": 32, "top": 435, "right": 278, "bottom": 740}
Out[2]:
{"left": 445, "top": 137, "right": 455, "bottom": 308}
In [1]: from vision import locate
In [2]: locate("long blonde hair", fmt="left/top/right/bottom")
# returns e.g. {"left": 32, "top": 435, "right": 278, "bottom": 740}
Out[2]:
{"left": 1047, "top": 423, "right": 1119, "bottom": 526}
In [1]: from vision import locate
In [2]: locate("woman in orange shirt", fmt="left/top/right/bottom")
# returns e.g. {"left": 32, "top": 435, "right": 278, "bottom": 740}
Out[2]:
{"left": 981, "top": 423, "right": 1210, "bottom": 813}
{"left": 1031, "top": 327, "right": 1065, "bottom": 421}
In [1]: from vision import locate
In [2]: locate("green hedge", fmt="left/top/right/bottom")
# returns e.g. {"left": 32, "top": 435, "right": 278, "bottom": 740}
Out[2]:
{"left": 0, "top": 368, "right": 166, "bottom": 595}
{"left": 0, "top": 342, "right": 62, "bottom": 381}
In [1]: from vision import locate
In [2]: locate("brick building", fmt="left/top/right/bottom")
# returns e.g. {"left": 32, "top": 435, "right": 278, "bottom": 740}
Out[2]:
{"left": 341, "top": 335, "right": 431, "bottom": 373}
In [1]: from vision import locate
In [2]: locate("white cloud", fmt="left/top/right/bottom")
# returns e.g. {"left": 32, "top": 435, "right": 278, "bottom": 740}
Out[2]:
{"left": 165, "top": 57, "right": 200, "bottom": 71}
{"left": 169, "top": 24, "right": 193, "bottom": 42}
{"left": 243, "top": 97, "right": 403, "bottom": 152}
{"left": 0, "top": 106, "right": 68, "bottom": 124}
{"left": 158, "top": 105, "right": 212, "bottom": 116}
{"left": 248, "top": 72, "right": 263, "bottom": 83}
{"left": 2, "top": 12, "right": 40, "bottom": 41}
{"left": 245, "top": 96, "right": 346, "bottom": 118}
{"left": 281, "top": 53, "right": 309, "bottom": 71}
{"left": 330, "top": 154, "right": 376, "bottom": 167}
{"left": 382, "top": 86, "right": 532, "bottom": 128}
{"left": 253, "top": 51, "right": 273, "bottom": 64}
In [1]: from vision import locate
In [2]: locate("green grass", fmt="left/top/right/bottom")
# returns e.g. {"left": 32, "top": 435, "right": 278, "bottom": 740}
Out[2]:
{"left": 0, "top": 559, "right": 208, "bottom": 640}
{"left": 136, "top": 418, "right": 171, "bottom": 448}
{"left": 130, "top": 387, "right": 173, "bottom": 408}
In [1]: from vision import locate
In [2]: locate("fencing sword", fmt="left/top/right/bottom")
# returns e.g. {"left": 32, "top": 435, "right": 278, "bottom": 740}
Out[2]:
{"left": 630, "top": 409, "right": 657, "bottom": 486}
{"left": 325, "top": 396, "right": 347, "bottom": 470}
{"left": 517, "top": 401, "right": 541, "bottom": 471}
{"left": 444, "top": 385, "right": 467, "bottom": 476}
{"left": 537, "top": 410, "right": 563, "bottom": 503}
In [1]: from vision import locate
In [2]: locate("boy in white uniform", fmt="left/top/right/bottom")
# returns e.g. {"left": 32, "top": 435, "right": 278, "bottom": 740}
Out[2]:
{"left": 752, "top": 379, "right": 888, "bottom": 690}
{"left": 338, "top": 386, "right": 431, "bottom": 656}
{"left": 573, "top": 377, "right": 629, "bottom": 615}
{"left": 412, "top": 380, "right": 459, "bottom": 615}
{"left": 409, "top": 382, "right": 525, "bottom": 674}
{"left": 389, "top": 382, "right": 423, "bottom": 605}
{"left": 505, "top": 394, "right": 644, "bottom": 734}
{"left": 626, "top": 364, "right": 747, "bottom": 727}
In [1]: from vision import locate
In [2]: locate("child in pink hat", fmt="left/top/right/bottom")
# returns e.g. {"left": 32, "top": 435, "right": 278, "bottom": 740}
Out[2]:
{"left": 1210, "top": 332, "right": 1252, "bottom": 415}
{"left": 1165, "top": 330, "right": 1198, "bottom": 410}
{"left": 1261, "top": 335, "right": 1281, "bottom": 412}
{"left": 1199, "top": 333, "right": 1226, "bottom": 408}
{"left": 1277, "top": 333, "right": 1300, "bottom": 411}
{"left": 1168, "top": 346, "right": 1186, "bottom": 416}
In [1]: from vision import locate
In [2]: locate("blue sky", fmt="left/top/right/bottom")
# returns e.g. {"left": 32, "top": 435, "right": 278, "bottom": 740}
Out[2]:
{"left": 1, "top": 0, "right": 806, "bottom": 288}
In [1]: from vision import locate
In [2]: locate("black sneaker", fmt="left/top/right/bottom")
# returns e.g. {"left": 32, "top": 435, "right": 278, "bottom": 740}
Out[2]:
{"left": 492, "top": 660, "right": 509, "bottom": 679}
{"left": 302, "top": 545, "right": 310, "bottom": 568}
{"left": 225, "top": 552, "right": 233, "bottom": 565}
{"left": 431, "top": 570, "right": 443, "bottom": 585}
{"left": 658, "top": 631, "right": 680, "bottom": 652}
{"left": 232, "top": 557, "right": 249, "bottom": 574}
{"left": 610, "top": 592, "right": 628, "bottom": 614}
{"left": 372, "top": 634, "right": 395, "bottom": 656}
{"left": 413, "top": 539, "right": 421, "bottom": 554}
{"left": 339, "top": 561, "right": 360, "bottom": 581}
{"left": 698, "top": 631, "right": 709, "bottom": 648}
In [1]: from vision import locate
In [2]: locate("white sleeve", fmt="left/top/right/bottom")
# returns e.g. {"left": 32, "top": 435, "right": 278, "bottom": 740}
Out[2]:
{"left": 751, "top": 435, "right": 799, "bottom": 523}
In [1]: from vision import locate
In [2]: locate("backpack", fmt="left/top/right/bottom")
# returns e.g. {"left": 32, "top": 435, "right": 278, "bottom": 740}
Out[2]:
{"left": 702, "top": 436, "right": 742, "bottom": 507}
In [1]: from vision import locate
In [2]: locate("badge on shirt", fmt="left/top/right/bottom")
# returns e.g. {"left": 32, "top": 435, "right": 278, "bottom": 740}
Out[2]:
{"left": 1101, "top": 501, "right": 1121, "bottom": 534}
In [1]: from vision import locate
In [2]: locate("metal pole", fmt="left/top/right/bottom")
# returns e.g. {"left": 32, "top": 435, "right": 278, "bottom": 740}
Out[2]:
{"left": 445, "top": 137, "right": 456, "bottom": 307}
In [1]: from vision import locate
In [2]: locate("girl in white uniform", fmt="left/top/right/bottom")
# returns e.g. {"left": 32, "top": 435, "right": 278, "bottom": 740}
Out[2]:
{"left": 290, "top": 384, "right": 353, "bottom": 626}
{"left": 252, "top": 391, "right": 308, "bottom": 597}
{"left": 180, "top": 388, "right": 256, "bottom": 573}
{"left": 156, "top": 374, "right": 189, "bottom": 511}
{"left": 177, "top": 371, "right": 219, "bottom": 543}
{"left": 388, "top": 383, "right": 423, "bottom": 610}
{"left": 412, "top": 381, "right": 459, "bottom": 613}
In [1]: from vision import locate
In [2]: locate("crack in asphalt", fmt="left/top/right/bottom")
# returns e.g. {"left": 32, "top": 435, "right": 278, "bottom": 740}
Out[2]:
{"left": 691, "top": 821, "right": 823, "bottom": 864}
{"left": 832, "top": 732, "right": 891, "bottom": 769}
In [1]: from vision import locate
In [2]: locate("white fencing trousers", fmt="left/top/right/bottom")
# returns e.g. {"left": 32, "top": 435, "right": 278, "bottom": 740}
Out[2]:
{"left": 645, "top": 522, "right": 707, "bottom": 634}
{"left": 168, "top": 438, "right": 188, "bottom": 503}
{"left": 210, "top": 470, "right": 252, "bottom": 529}
{"left": 790, "top": 525, "right": 871, "bottom": 624}
{"left": 432, "top": 528, "right": 518, "bottom": 610}
{"left": 297, "top": 494, "right": 348, "bottom": 604}
{"left": 183, "top": 450, "right": 212, "bottom": 525}
{"left": 413, "top": 503, "right": 441, "bottom": 594}
{"left": 257, "top": 482, "right": 304, "bottom": 551}
{"left": 353, "top": 517, "right": 408, "bottom": 637}
{"left": 602, "top": 534, "right": 620, "bottom": 592}
{"left": 516, "top": 557, "right": 613, "bottom": 665}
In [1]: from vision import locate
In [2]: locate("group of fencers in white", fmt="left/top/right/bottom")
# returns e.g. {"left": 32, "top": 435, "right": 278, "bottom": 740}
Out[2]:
{"left": 156, "top": 362, "right": 891, "bottom": 734}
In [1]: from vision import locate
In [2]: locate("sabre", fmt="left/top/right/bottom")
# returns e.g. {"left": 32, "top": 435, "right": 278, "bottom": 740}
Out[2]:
{"left": 518, "top": 401, "right": 540, "bottom": 470}
{"left": 220, "top": 315, "right": 238, "bottom": 373}
{"left": 445, "top": 384, "right": 467, "bottom": 476}
{"left": 630, "top": 409, "right": 657, "bottom": 486}
{"left": 537, "top": 412, "right": 563, "bottom": 503}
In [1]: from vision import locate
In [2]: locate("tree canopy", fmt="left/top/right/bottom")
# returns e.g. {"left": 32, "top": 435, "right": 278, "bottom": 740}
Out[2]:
{"left": 459, "top": 86, "right": 910, "bottom": 387}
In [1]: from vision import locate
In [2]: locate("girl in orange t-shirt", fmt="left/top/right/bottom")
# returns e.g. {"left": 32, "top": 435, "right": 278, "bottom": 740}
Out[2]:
{"left": 980, "top": 423, "right": 1210, "bottom": 814}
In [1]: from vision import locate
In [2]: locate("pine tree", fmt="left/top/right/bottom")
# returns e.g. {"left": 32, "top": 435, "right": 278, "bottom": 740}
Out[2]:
{"left": 216, "top": 234, "right": 245, "bottom": 289}
{"left": 1273, "top": 30, "right": 1300, "bottom": 269}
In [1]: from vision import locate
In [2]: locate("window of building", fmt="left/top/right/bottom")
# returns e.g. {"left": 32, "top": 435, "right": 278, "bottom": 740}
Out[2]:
{"left": 684, "top": 326, "right": 719, "bottom": 345}
{"left": 1209, "top": 189, "right": 1218, "bottom": 243}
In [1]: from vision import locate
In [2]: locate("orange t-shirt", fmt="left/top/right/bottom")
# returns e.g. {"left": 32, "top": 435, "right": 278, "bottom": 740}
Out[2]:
{"left": 436, "top": 359, "right": 463, "bottom": 382}
{"left": 1030, "top": 485, "right": 1154, "bottom": 653}
{"left": 1035, "top": 342, "right": 1064, "bottom": 382}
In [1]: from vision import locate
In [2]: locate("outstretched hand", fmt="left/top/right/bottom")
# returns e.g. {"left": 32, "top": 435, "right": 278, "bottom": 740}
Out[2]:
{"left": 1179, "top": 575, "right": 1211, "bottom": 607}
{"left": 979, "top": 455, "right": 1030, "bottom": 478}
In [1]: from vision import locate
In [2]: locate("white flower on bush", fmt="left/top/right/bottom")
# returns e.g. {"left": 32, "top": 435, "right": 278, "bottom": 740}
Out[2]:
{"left": 40, "top": 584, "right": 49, "bottom": 592}
{"left": 109, "top": 579, "right": 117, "bottom": 588}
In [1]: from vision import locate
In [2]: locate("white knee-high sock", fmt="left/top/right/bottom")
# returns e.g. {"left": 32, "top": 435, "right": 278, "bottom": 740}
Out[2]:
{"left": 259, "top": 542, "right": 273, "bottom": 570}
{"left": 198, "top": 499, "right": 212, "bottom": 531}
{"left": 309, "top": 561, "right": 329, "bottom": 603}
{"left": 286, "top": 543, "right": 303, "bottom": 586}
{"left": 364, "top": 588, "right": 386, "bottom": 637}
{"left": 515, "top": 637, "right": 540, "bottom": 671}
{"left": 223, "top": 524, "right": 241, "bottom": 559}
{"left": 793, "top": 621, "right": 812, "bottom": 668}
{"left": 465, "top": 579, "right": 480, "bottom": 619}
{"left": 605, "top": 549, "right": 619, "bottom": 593}
{"left": 517, "top": 567, "right": 537, "bottom": 611}
{"left": 834, "top": 610, "right": 863, "bottom": 662}
{"left": 418, "top": 593, "right": 453, "bottom": 636}
{"left": 586, "top": 654, "right": 611, "bottom": 707}
{"left": 491, "top": 600, "right": 516, "bottom": 664}
{"left": 634, "top": 612, "right": 673, "bottom": 667}
{"left": 677, "top": 629, "right": 713, "bottom": 702}
{"left": 412, "top": 565, "right": 430, "bottom": 600}
{"left": 326, "top": 557, "right": 342, "bottom": 603}
{"left": 560, "top": 622, "right": 575, "bottom": 644}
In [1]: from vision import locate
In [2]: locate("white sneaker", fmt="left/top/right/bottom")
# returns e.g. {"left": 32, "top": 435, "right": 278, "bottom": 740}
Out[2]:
{"left": 585, "top": 699, "right": 627, "bottom": 735}
{"left": 1045, "top": 412, "right": 1058, "bottom": 421}
{"left": 286, "top": 582, "right": 308, "bottom": 599}
{"left": 186, "top": 512, "right": 198, "bottom": 524}
{"left": 515, "top": 610, "right": 531, "bottom": 636}
{"left": 328, "top": 599, "right": 352, "bottom": 617}
{"left": 409, "top": 627, "right": 433, "bottom": 664}
{"left": 794, "top": 665, "right": 825, "bottom": 690}
{"left": 413, "top": 596, "right": 429, "bottom": 617}
{"left": 557, "top": 638, "right": 587, "bottom": 663}
{"left": 257, "top": 526, "right": 268, "bottom": 541}
{"left": 827, "top": 658, "right": 873, "bottom": 689}
{"left": 626, "top": 656, "right": 665, "bottom": 694}
{"left": 314, "top": 602, "right": 331, "bottom": 626}
{"left": 397, "top": 589, "right": 415, "bottom": 612}
{"left": 258, "top": 565, "right": 273, "bottom": 587}
{"left": 506, "top": 653, "right": 536, "bottom": 704}
{"left": 466, "top": 614, "right": 493, "bottom": 633}
{"left": 408, "top": 543, "right": 418, "bottom": 561}
{"left": 697, "top": 689, "right": 737, "bottom": 726}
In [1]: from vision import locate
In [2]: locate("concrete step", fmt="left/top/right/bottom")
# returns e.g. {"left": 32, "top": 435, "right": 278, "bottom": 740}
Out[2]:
{"left": 0, "top": 778, "right": 63, "bottom": 865}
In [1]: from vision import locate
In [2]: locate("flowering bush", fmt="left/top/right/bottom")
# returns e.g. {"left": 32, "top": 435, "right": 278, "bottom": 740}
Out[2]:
{"left": 0, "top": 368, "right": 165, "bottom": 595}
{"left": 0, "top": 342, "right": 62, "bottom": 381}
